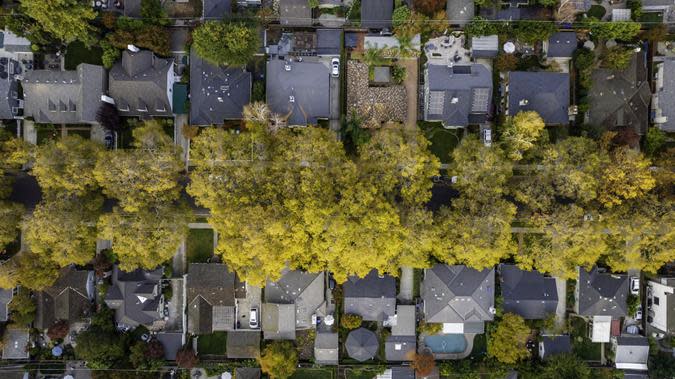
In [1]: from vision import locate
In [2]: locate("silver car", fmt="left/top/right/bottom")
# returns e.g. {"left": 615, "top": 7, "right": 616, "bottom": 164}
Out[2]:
{"left": 331, "top": 58, "right": 340, "bottom": 78}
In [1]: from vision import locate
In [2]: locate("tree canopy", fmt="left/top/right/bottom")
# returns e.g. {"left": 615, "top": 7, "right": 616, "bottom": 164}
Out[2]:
{"left": 20, "top": 0, "right": 98, "bottom": 45}
{"left": 258, "top": 341, "right": 298, "bottom": 379}
{"left": 501, "top": 111, "right": 546, "bottom": 161}
{"left": 192, "top": 21, "right": 259, "bottom": 66}
{"left": 487, "top": 313, "right": 531, "bottom": 364}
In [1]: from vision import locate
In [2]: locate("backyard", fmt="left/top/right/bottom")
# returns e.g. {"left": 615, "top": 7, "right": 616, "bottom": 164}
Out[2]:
{"left": 344, "top": 367, "right": 385, "bottom": 379}
{"left": 419, "top": 121, "right": 462, "bottom": 163}
{"left": 197, "top": 332, "right": 228, "bottom": 355}
{"left": 186, "top": 228, "right": 214, "bottom": 264}
{"left": 569, "top": 316, "right": 601, "bottom": 361}
{"left": 64, "top": 41, "right": 103, "bottom": 70}
{"left": 290, "top": 368, "right": 336, "bottom": 379}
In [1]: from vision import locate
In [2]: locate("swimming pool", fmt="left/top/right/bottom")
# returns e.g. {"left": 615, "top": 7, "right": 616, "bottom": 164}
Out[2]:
{"left": 424, "top": 334, "right": 467, "bottom": 354}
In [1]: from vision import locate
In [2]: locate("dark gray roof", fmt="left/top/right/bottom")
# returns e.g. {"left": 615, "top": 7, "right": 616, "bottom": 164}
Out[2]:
{"left": 203, "top": 0, "right": 232, "bottom": 19}
{"left": 422, "top": 264, "right": 495, "bottom": 324}
{"left": 345, "top": 328, "right": 378, "bottom": 361}
{"left": 343, "top": 269, "right": 396, "bottom": 321}
{"left": 446, "top": 0, "right": 474, "bottom": 26}
{"left": 266, "top": 59, "right": 330, "bottom": 126}
{"left": 547, "top": 32, "right": 577, "bottom": 58}
{"left": 361, "top": 0, "right": 393, "bottom": 29}
{"left": 425, "top": 64, "right": 493, "bottom": 127}
{"left": 589, "top": 52, "right": 650, "bottom": 135}
{"left": 577, "top": 267, "right": 628, "bottom": 318}
{"left": 316, "top": 29, "right": 342, "bottom": 56}
{"left": 234, "top": 368, "right": 261, "bottom": 379}
{"left": 0, "top": 288, "right": 12, "bottom": 322}
{"left": 156, "top": 332, "right": 183, "bottom": 360}
{"left": 391, "top": 367, "right": 415, "bottom": 379}
{"left": 265, "top": 269, "right": 325, "bottom": 329}
{"left": 391, "top": 305, "right": 415, "bottom": 336}
{"left": 227, "top": 331, "right": 261, "bottom": 358}
{"left": 0, "top": 62, "right": 22, "bottom": 120}
{"left": 642, "top": 0, "right": 673, "bottom": 6}
{"left": 186, "top": 263, "right": 236, "bottom": 334}
{"left": 124, "top": 0, "right": 141, "bottom": 17}
{"left": 280, "top": 0, "right": 312, "bottom": 26}
{"left": 539, "top": 335, "right": 571, "bottom": 359}
{"left": 507, "top": 71, "right": 570, "bottom": 125}
{"left": 2, "top": 328, "right": 29, "bottom": 359}
{"left": 262, "top": 303, "right": 296, "bottom": 340}
{"left": 500, "top": 264, "right": 558, "bottom": 320}
{"left": 314, "top": 332, "right": 339, "bottom": 364}
{"left": 109, "top": 50, "right": 174, "bottom": 117}
{"left": 655, "top": 57, "right": 675, "bottom": 132}
{"left": 189, "top": 50, "right": 251, "bottom": 125}
{"left": 23, "top": 64, "right": 106, "bottom": 124}
{"left": 385, "top": 335, "right": 416, "bottom": 361}
{"left": 35, "top": 267, "right": 93, "bottom": 330}
{"left": 170, "top": 28, "right": 190, "bottom": 53}
{"left": 105, "top": 266, "right": 164, "bottom": 328}
{"left": 471, "top": 35, "right": 499, "bottom": 58}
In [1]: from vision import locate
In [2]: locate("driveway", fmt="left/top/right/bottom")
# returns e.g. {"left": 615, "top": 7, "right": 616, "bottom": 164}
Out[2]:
{"left": 400, "top": 58, "right": 419, "bottom": 130}
{"left": 398, "top": 267, "right": 413, "bottom": 303}
{"left": 236, "top": 283, "right": 261, "bottom": 330}
{"left": 553, "top": 277, "right": 567, "bottom": 331}
{"left": 329, "top": 58, "right": 341, "bottom": 132}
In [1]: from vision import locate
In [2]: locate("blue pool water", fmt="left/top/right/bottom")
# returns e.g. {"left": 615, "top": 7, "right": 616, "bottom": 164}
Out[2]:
{"left": 424, "top": 334, "right": 467, "bottom": 354}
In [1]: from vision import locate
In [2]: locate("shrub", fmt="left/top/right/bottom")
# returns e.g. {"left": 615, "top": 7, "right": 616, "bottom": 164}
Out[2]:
{"left": 47, "top": 320, "right": 70, "bottom": 340}
{"left": 391, "top": 65, "right": 407, "bottom": 84}
{"left": 645, "top": 127, "right": 666, "bottom": 156}
{"left": 417, "top": 320, "right": 442, "bottom": 335}
{"left": 601, "top": 47, "right": 633, "bottom": 70}
{"left": 341, "top": 313, "right": 363, "bottom": 329}
{"left": 392, "top": 5, "right": 411, "bottom": 28}
{"left": 495, "top": 54, "right": 518, "bottom": 72}
{"left": 176, "top": 348, "right": 199, "bottom": 368}
{"left": 627, "top": 294, "right": 640, "bottom": 317}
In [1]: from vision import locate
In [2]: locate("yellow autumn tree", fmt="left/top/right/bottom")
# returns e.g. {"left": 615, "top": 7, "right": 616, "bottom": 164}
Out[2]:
{"left": 597, "top": 147, "right": 656, "bottom": 208}
{"left": 501, "top": 111, "right": 546, "bottom": 161}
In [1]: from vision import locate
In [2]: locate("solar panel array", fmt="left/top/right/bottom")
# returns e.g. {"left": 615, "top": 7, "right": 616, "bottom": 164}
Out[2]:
{"left": 471, "top": 88, "right": 490, "bottom": 113}
{"left": 428, "top": 91, "right": 445, "bottom": 115}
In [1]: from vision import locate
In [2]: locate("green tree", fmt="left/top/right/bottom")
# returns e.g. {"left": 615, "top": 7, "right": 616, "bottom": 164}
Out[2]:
{"left": 140, "top": 0, "right": 167, "bottom": 24}
{"left": 465, "top": 16, "right": 498, "bottom": 37}
{"left": 129, "top": 340, "right": 164, "bottom": 370}
{"left": 501, "top": 111, "right": 546, "bottom": 161}
{"left": 100, "top": 40, "right": 121, "bottom": 69}
{"left": 192, "top": 21, "right": 259, "bottom": 66}
{"left": 20, "top": 0, "right": 98, "bottom": 45}
{"left": 487, "top": 313, "right": 530, "bottom": 364}
{"left": 23, "top": 194, "right": 102, "bottom": 267}
{"left": 586, "top": 19, "right": 641, "bottom": 40}
{"left": 392, "top": 5, "right": 412, "bottom": 28}
{"left": 94, "top": 120, "right": 183, "bottom": 212}
{"left": 340, "top": 314, "right": 363, "bottom": 329}
{"left": 74, "top": 328, "right": 126, "bottom": 369}
{"left": 541, "top": 353, "right": 592, "bottom": 379}
{"left": 644, "top": 127, "right": 666, "bottom": 156}
{"left": 32, "top": 135, "right": 103, "bottom": 195}
{"left": 259, "top": 341, "right": 298, "bottom": 379}
{"left": 0, "top": 201, "right": 23, "bottom": 253}
{"left": 601, "top": 46, "right": 634, "bottom": 70}
{"left": 8, "top": 287, "right": 35, "bottom": 326}
{"left": 597, "top": 147, "right": 655, "bottom": 208}
{"left": 514, "top": 20, "right": 557, "bottom": 44}
{"left": 4, "top": 252, "right": 61, "bottom": 291}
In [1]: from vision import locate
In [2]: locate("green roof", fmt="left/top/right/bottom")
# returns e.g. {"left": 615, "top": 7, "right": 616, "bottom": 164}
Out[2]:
{"left": 172, "top": 82, "right": 188, "bottom": 114}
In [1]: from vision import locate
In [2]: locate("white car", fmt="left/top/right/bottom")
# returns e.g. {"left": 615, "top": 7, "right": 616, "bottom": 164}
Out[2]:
{"left": 331, "top": 58, "right": 340, "bottom": 78}
{"left": 483, "top": 128, "right": 492, "bottom": 147}
{"left": 630, "top": 276, "right": 640, "bottom": 295}
{"left": 249, "top": 308, "right": 259, "bottom": 328}
{"left": 635, "top": 305, "right": 643, "bottom": 321}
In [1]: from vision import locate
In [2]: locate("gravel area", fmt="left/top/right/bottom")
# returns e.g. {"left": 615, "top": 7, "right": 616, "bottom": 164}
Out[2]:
{"left": 347, "top": 60, "right": 407, "bottom": 127}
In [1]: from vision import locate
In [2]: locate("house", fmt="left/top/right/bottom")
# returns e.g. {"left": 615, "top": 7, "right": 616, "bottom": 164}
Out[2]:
{"left": 588, "top": 51, "right": 650, "bottom": 135}
{"left": 544, "top": 32, "right": 577, "bottom": 58}
{"left": 104, "top": 266, "right": 164, "bottom": 330}
{"left": 346, "top": 327, "right": 379, "bottom": 361}
{"left": 189, "top": 51, "right": 251, "bottom": 126}
{"left": 612, "top": 336, "right": 649, "bottom": 371}
{"left": 652, "top": 57, "right": 675, "bottom": 132}
{"left": 2, "top": 328, "right": 29, "bottom": 359}
{"left": 314, "top": 332, "right": 339, "bottom": 364}
{"left": 447, "top": 0, "right": 474, "bottom": 26}
{"left": 505, "top": 71, "right": 570, "bottom": 125}
{"left": 155, "top": 332, "right": 184, "bottom": 360}
{"left": 23, "top": 63, "right": 106, "bottom": 124}
{"left": 575, "top": 267, "right": 628, "bottom": 318}
{"left": 641, "top": 0, "right": 671, "bottom": 22}
{"left": 385, "top": 305, "right": 416, "bottom": 361}
{"left": 0, "top": 28, "right": 32, "bottom": 53}
{"left": 203, "top": 0, "right": 231, "bottom": 19}
{"left": 227, "top": 330, "right": 261, "bottom": 358}
{"left": 361, "top": 0, "right": 393, "bottom": 30}
{"left": 266, "top": 30, "right": 341, "bottom": 57}
{"left": 538, "top": 335, "right": 572, "bottom": 360}
{"left": 376, "top": 367, "right": 415, "bottom": 379}
{"left": 109, "top": 49, "right": 175, "bottom": 117}
{"left": 185, "top": 263, "right": 237, "bottom": 334}
{"left": 0, "top": 288, "right": 13, "bottom": 322}
{"left": 343, "top": 269, "right": 396, "bottom": 322}
{"left": 499, "top": 264, "right": 558, "bottom": 320}
{"left": 646, "top": 277, "right": 675, "bottom": 335}
{"left": 471, "top": 35, "right": 499, "bottom": 58}
{"left": 424, "top": 64, "right": 492, "bottom": 129}
{"left": 422, "top": 265, "right": 495, "bottom": 333}
{"left": 35, "top": 267, "right": 95, "bottom": 330}
{"left": 266, "top": 59, "right": 330, "bottom": 126}
{"left": 279, "top": 0, "right": 312, "bottom": 26}
{"left": 262, "top": 270, "right": 325, "bottom": 339}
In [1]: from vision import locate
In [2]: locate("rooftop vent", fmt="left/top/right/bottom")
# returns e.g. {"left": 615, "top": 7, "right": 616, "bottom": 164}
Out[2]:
{"left": 451, "top": 97, "right": 459, "bottom": 104}
{"left": 127, "top": 44, "right": 140, "bottom": 53}
{"left": 519, "top": 99, "right": 529, "bottom": 106}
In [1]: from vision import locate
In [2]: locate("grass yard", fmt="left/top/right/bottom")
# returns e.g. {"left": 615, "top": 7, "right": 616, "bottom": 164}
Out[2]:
{"left": 570, "top": 316, "right": 601, "bottom": 361}
{"left": 587, "top": 5, "right": 606, "bottom": 19}
{"left": 345, "top": 367, "right": 385, "bottom": 379}
{"left": 197, "top": 332, "right": 227, "bottom": 355}
{"left": 290, "top": 368, "right": 336, "bottom": 379}
{"left": 186, "top": 228, "right": 214, "bottom": 263}
{"left": 640, "top": 11, "right": 664, "bottom": 26}
{"left": 420, "top": 121, "right": 462, "bottom": 163}
{"left": 470, "top": 333, "right": 487, "bottom": 359}
{"left": 64, "top": 41, "right": 103, "bottom": 70}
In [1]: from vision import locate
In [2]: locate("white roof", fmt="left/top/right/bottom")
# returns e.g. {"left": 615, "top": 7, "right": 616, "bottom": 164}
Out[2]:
{"left": 472, "top": 35, "right": 499, "bottom": 52}
{"left": 592, "top": 315, "right": 612, "bottom": 343}
{"left": 442, "top": 323, "right": 465, "bottom": 333}
{"left": 612, "top": 9, "right": 632, "bottom": 21}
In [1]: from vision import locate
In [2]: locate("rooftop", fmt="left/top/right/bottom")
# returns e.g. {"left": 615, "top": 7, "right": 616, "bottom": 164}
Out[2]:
{"left": 547, "top": 32, "right": 577, "bottom": 58}
{"left": 343, "top": 269, "right": 396, "bottom": 321}
{"left": 500, "top": 264, "right": 558, "bottom": 320}
{"left": 577, "top": 267, "right": 628, "bottom": 318}
{"left": 361, "top": 0, "right": 393, "bottom": 29}
{"left": 507, "top": 71, "right": 570, "bottom": 125}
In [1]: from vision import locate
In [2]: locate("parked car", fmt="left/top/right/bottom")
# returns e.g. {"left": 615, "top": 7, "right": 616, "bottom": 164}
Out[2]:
{"left": 630, "top": 276, "right": 640, "bottom": 295}
{"left": 249, "top": 307, "right": 258, "bottom": 328}
{"left": 483, "top": 128, "right": 492, "bottom": 147}
{"left": 635, "top": 305, "right": 642, "bottom": 321}
{"left": 331, "top": 58, "right": 340, "bottom": 78}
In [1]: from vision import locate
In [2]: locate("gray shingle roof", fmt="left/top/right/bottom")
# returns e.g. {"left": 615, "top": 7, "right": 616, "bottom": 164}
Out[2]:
{"left": 0, "top": 71, "right": 21, "bottom": 120}
{"left": 588, "top": 52, "right": 650, "bottom": 135}
{"left": 35, "top": 267, "right": 93, "bottom": 330}
{"left": 343, "top": 269, "right": 396, "bottom": 321}
{"left": 547, "top": 32, "right": 577, "bottom": 58}
{"left": 314, "top": 332, "right": 339, "bottom": 364}
{"left": 507, "top": 71, "right": 570, "bottom": 125}
{"left": 500, "top": 264, "right": 558, "bottom": 320}
{"left": 280, "top": 0, "right": 312, "bottom": 26}
{"left": 385, "top": 335, "right": 416, "bottom": 361}
{"left": 0, "top": 289, "right": 12, "bottom": 322}
{"left": 2, "top": 328, "right": 29, "bottom": 359}
{"left": 655, "top": 57, "right": 675, "bottom": 132}
{"left": 234, "top": 368, "right": 261, "bottom": 379}
{"left": 361, "top": 0, "right": 393, "bottom": 29}
{"left": 425, "top": 64, "right": 493, "bottom": 127}
{"left": 109, "top": 50, "right": 174, "bottom": 117}
{"left": 577, "top": 267, "right": 628, "bottom": 318}
{"left": 262, "top": 303, "right": 296, "bottom": 340}
{"left": 227, "top": 331, "right": 261, "bottom": 358}
{"left": 265, "top": 270, "right": 325, "bottom": 329}
{"left": 186, "top": 263, "right": 236, "bottom": 334}
{"left": 0, "top": 29, "right": 31, "bottom": 52}
{"left": 471, "top": 35, "right": 499, "bottom": 58}
{"left": 391, "top": 367, "right": 415, "bottom": 379}
{"left": 105, "top": 266, "right": 164, "bottom": 329}
{"left": 539, "top": 335, "right": 571, "bottom": 359}
{"left": 266, "top": 59, "right": 330, "bottom": 126}
{"left": 23, "top": 64, "right": 106, "bottom": 124}
{"left": 346, "top": 328, "right": 378, "bottom": 361}
{"left": 203, "top": 0, "right": 232, "bottom": 19}
{"left": 156, "top": 332, "right": 184, "bottom": 360}
{"left": 422, "top": 264, "right": 495, "bottom": 324}
{"left": 391, "top": 305, "right": 415, "bottom": 336}
{"left": 316, "top": 29, "right": 341, "bottom": 56}
{"left": 447, "top": 0, "right": 474, "bottom": 26}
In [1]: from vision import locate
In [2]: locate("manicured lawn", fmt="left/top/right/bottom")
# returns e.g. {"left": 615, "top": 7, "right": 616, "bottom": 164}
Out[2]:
{"left": 570, "top": 316, "right": 601, "bottom": 361}
{"left": 186, "top": 228, "right": 214, "bottom": 263}
{"left": 345, "top": 367, "right": 384, "bottom": 379}
{"left": 587, "top": 5, "right": 606, "bottom": 19}
{"left": 419, "top": 121, "right": 462, "bottom": 163}
{"left": 197, "top": 332, "right": 227, "bottom": 355}
{"left": 64, "top": 41, "right": 103, "bottom": 70}
{"left": 290, "top": 368, "right": 335, "bottom": 379}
